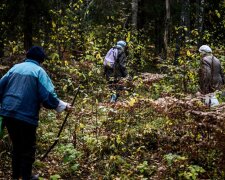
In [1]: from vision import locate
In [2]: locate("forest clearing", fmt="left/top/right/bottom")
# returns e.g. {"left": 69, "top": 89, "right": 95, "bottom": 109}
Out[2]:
{"left": 1, "top": 0, "right": 225, "bottom": 179}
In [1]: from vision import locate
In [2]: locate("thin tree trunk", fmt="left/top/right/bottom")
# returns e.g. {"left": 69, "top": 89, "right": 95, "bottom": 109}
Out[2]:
{"left": 196, "top": 0, "right": 205, "bottom": 47}
{"left": 164, "top": 0, "right": 170, "bottom": 60}
{"left": 24, "top": 0, "right": 33, "bottom": 51}
{"left": 131, "top": 0, "right": 138, "bottom": 29}
{"left": 155, "top": 18, "right": 165, "bottom": 60}
{"left": 174, "top": 0, "right": 190, "bottom": 65}
{"left": 182, "top": 0, "right": 190, "bottom": 37}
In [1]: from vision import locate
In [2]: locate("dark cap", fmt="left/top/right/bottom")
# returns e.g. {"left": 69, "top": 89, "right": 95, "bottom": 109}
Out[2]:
{"left": 26, "top": 46, "right": 47, "bottom": 63}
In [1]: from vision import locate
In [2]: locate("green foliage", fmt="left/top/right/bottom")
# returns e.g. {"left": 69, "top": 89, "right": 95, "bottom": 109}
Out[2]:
{"left": 179, "top": 165, "right": 205, "bottom": 180}
{"left": 1, "top": 0, "right": 225, "bottom": 179}
{"left": 50, "top": 174, "right": 61, "bottom": 180}
{"left": 136, "top": 161, "right": 149, "bottom": 174}
{"left": 162, "top": 154, "right": 206, "bottom": 179}
{"left": 164, "top": 153, "right": 187, "bottom": 167}
{"left": 57, "top": 143, "right": 82, "bottom": 173}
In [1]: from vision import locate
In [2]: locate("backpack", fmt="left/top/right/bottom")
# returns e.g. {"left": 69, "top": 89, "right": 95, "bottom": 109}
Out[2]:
{"left": 103, "top": 47, "right": 119, "bottom": 68}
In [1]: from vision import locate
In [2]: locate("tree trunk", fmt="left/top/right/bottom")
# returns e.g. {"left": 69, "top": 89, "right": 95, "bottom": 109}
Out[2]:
{"left": 181, "top": 0, "right": 190, "bottom": 37}
{"left": 164, "top": 0, "right": 171, "bottom": 60}
{"left": 23, "top": 0, "right": 33, "bottom": 51}
{"left": 174, "top": 0, "right": 190, "bottom": 65}
{"left": 131, "top": 0, "right": 138, "bottom": 29}
{"left": 155, "top": 18, "right": 166, "bottom": 60}
{"left": 196, "top": 0, "right": 205, "bottom": 47}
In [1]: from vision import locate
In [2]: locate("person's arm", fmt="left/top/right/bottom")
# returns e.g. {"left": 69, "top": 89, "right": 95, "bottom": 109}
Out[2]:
{"left": 0, "top": 72, "right": 10, "bottom": 99}
{"left": 38, "top": 68, "right": 71, "bottom": 112}
{"left": 118, "top": 50, "right": 128, "bottom": 77}
{"left": 0, "top": 66, "right": 16, "bottom": 100}
{"left": 220, "top": 65, "right": 225, "bottom": 85}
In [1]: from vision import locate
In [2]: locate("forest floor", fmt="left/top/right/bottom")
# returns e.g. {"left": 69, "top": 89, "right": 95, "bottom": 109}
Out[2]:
{"left": 0, "top": 73, "right": 225, "bottom": 179}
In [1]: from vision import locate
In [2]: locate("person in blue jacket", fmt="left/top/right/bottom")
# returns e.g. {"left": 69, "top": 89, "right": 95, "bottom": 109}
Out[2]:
{"left": 0, "top": 46, "right": 72, "bottom": 180}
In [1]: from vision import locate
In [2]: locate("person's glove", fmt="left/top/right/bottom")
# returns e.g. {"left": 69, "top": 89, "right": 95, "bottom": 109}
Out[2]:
{"left": 56, "top": 100, "right": 73, "bottom": 113}
{"left": 65, "top": 103, "right": 73, "bottom": 112}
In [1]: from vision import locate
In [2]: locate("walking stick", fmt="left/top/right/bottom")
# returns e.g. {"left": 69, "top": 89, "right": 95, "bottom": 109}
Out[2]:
{"left": 41, "top": 86, "right": 80, "bottom": 161}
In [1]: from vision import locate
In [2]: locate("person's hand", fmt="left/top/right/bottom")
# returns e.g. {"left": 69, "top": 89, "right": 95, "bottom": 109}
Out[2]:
{"left": 65, "top": 103, "right": 73, "bottom": 112}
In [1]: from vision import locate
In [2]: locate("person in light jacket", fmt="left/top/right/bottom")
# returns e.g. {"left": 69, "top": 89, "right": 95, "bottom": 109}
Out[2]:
{"left": 103, "top": 40, "right": 129, "bottom": 102}
{"left": 198, "top": 45, "right": 224, "bottom": 94}
{"left": 103, "top": 40, "right": 128, "bottom": 83}
{"left": 0, "top": 46, "right": 72, "bottom": 180}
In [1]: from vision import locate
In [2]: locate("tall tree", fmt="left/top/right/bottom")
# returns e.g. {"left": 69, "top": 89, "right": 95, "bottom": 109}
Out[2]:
{"left": 174, "top": 0, "right": 190, "bottom": 65}
{"left": 196, "top": 0, "right": 205, "bottom": 47}
{"left": 0, "top": 0, "right": 23, "bottom": 57}
{"left": 23, "top": 0, "right": 53, "bottom": 50}
{"left": 131, "top": 0, "right": 138, "bottom": 29}
{"left": 164, "top": 0, "right": 171, "bottom": 59}
{"left": 23, "top": 0, "right": 33, "bottom": 50}
{"left": 154, "top": 0, "right": 166, "bottom": 59}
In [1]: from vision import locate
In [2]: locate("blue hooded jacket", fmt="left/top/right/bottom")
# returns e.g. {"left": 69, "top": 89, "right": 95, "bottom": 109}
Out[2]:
{"left": 0, "top": 57, "right": 59, "bottom": 126}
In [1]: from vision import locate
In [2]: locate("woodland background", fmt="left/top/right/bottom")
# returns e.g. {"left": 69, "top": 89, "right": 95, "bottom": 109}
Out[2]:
{"left": 1, "top": 0, "right": 225, "bottom": 179}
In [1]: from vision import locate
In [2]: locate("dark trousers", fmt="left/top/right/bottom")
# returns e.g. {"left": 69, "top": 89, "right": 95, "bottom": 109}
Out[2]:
{"left": 104, "top": 65, "right": 114, "bottom": 82}
{"left": 4, "top": 117, "right": 37, "bottom": 180}
{"left": 104, "top": 66, "right": 126, "bottom": 102}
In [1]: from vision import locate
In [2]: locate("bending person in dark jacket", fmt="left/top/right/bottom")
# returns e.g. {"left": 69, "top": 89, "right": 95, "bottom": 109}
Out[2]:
{"left": 0, "top": 46, "right": 72, "bottom": 180}
{"left": 103, "top": 40, "right": 129, "bottom": 102}
{"left": 104, "top": 40, "right": 128, "bottom": 82}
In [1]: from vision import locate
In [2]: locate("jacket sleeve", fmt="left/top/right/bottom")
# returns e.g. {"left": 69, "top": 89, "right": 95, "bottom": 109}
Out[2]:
{"left": 0, "top": 71, "right": 11, "bottom": 100}
{"left": 118, "top": 50, "right": 128, "bottom": 77}
{"left": 38, "top": 68, "right": 60, "bottom": 109}
{"left": 220, "top": 66, "right": 225, "bottom": 85}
